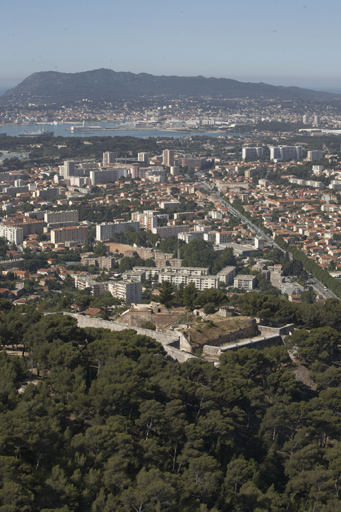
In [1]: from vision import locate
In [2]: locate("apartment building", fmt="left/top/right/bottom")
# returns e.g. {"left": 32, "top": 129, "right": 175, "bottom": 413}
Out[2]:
{"left": 74, "top": 276, "right": 108, "bottom": 297}
{"left": 151, "top": 225, "right": 188, "bottom": 238}
{"left": 242, "top": 147, "right": 263, "bottom": 160}
{"left": 233, "top": 275, "right": 256, "bottom": 290}
{"left": 51, "top": 226, "right": 88, "bottom": 245}
{"left": 108, "top": 280, "right": 142, "bottom": 303}
{"left": 269, "top": 146, "right": 303, "bottom": 161}
{"left": 131, "top": 211, "right": 158, "bottom": 230}
{"left": 95, "top": 221, "right": 140, "bottom": 241}
{"left": 0, "top": 224, "right": 23, "bottom": 245}
{"left": 159, "top": 272, "right": 220, "bottom": 291}
{"left": 162, "top": 149, "right": 175, "bottom": 167}
{"left": 89, "top": 168, "right": 128, "bottom": 185}
{"left": 307, "top": 150, "right": 324, "bottom": 162}
{"left": 179, "top": 157, "right": 207, "bottom": 169}
{"left": 102, "top": 152, "right": 116, "bottom": 165}
{"left": 44, "top": 210, "right": 78, "bottom": 224}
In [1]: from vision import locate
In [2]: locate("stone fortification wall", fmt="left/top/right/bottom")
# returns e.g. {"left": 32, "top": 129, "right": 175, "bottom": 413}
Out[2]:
{"left": 204, "top": 322, "right": 258, "bottom": 347}
{"left": 63, "top": 313, "right": 197, "bottom": 363}
{"left": 64, "top": 313, "right": 180, "bottom": 347}
{"left": 203, "top": 334, "right": 283, "bottom": 357}
{"left": 258, "top": 324, "right": 294, "bottom": 337}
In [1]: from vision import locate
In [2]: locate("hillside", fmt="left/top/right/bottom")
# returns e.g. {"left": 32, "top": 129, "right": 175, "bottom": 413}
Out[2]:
{"left": 1, "top": 68, "right": 340, "bottom": 105}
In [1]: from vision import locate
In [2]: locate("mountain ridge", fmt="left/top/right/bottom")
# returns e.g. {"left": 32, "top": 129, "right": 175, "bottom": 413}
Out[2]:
{"left": 1, "top": 68, "right": 339, "bottom": 105}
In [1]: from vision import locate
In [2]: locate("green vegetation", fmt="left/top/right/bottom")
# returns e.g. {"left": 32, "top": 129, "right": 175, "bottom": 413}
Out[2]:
{"left": 0, "top": 304, "right": 340, "bottom": 510}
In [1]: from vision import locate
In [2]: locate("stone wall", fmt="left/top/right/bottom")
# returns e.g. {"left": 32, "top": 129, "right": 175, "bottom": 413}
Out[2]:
{"left": 63, "top": 312, "right": 197, "bottom": 363}
{"left": 64, "top": 313, "right": 180, "bottom": 346}
{"left": 203, "top": 334, "right": 283, "bottom": 357}
{"left": 258, "top": 324, "right": 295, "bottom": 337}
{"left": 204, "top": 322, "right": 258, "bottom": 347}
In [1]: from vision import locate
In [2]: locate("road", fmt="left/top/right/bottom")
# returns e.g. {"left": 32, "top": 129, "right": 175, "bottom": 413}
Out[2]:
{"left": 308, "top": 278, "right": 338, "bottom": 300}
{"left": 200, "top": 179, "right": 339, "bottom": 301}
{"left": 200, "top": 180, "right": 284, "bottom": 252}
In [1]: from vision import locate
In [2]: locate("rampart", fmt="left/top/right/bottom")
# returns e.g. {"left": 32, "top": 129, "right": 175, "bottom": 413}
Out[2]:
{"left": 203, "top": 334, "right": 283, "bottom": 358}
{"left": 63, "top": 313, "right": 195, "bottom": 362}
{"left": 203, "top": 322, "right": 258, "bottom": 347}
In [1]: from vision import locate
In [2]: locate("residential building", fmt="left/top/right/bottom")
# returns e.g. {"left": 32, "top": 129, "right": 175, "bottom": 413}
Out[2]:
{"left": 242, "top": 147, "right": 263, "bottom": 160}
{"left": 162, "top": 149, "right": 175, "bottom": 167}
{"left": 233, "top": 275, "right": 256, "bottom": 290}
{"left": 269, "top": 146, "right": 303, "bottom": 161}
{"left": 95, "top": 221, "right": 140, "bottom": 241}
{"left": 152, "top": 225, "right": 188, "bottom": 238}
{"left": 307, "top": 150, "right": 324, "bottom": 162}
{"left": 108, "top": 280, "right": 142, "bottom": 303}
{"left": 102, "top": 152, "right": 116, "bottom": 165}
{"left": 44, "top": 210, "right": 79, "bottom": 225}
{"left": 0, "top": 224, "right": 23, "bottom": 245}
{"left": 51, "top": 226, "right": 88, "bottom": 245}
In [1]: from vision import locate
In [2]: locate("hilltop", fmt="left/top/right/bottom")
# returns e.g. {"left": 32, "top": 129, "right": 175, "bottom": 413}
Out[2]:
{"left": 1, "top": 68, "right": 340, "bottom": 105}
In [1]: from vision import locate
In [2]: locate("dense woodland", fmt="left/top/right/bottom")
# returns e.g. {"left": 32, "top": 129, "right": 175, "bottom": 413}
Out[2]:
{"left": 0, "top": 298, "right": 341, "bottom": 511}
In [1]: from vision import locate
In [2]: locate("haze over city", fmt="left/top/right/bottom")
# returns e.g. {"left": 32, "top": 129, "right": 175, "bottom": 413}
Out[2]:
{"left": 2, "top": 0, "right": 341, "bottom": 93}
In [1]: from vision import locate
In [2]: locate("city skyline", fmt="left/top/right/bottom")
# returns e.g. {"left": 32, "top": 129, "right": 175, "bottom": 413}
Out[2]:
{"left": 1, "top": 0, "right": 341, "bottom": 93}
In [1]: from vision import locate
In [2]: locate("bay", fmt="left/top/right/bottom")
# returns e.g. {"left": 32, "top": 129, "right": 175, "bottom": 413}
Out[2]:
{"left": 0, "top": 123, "right": 251, "bottom": 139}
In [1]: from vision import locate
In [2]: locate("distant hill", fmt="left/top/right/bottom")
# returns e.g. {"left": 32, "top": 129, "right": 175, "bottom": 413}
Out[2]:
{"left": 0, "top": 68, "right": 339, "bottom": 105}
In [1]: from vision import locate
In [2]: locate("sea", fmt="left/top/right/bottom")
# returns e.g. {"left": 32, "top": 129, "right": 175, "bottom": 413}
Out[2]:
{"left": 0, "top": 123, "right": 251, "bottom": 139}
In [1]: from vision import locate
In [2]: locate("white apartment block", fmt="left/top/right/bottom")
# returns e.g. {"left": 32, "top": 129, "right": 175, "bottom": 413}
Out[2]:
{"left": 233, "top": 275, "right": 256, "bottom": 290}
{"left": 307, "top": 150, "right": 324, "bottom": 162}
{"left": 131, "top": 211, "right": 158, "bottom": 230}
{"left": 74, "top": 276, "right": 108, "bottom": 297}
{"left": 51, "top": 226, "right": 88, "bottom": 245}
{"left": 159, "top": 272, "right": 220, "bottom": 291}
{"left": 216, "top": 266, "right": 236, "bottom": 285}
{"left": 210, "top": 210, "right": 223, "bottom": 220}
{"left": 95, "top": 221, "right": 140, "bottom": 241}
{"left": 138, "top": 152, "right": 149, "bottom": 163}
{"left": 242, "top": 147, "right": 263, "bottom": 160}
{"left": 152, "top": 225, "right": 188, "bottom": 238}
{"left": 269, "top": 146, "right": 303, "bottom": 161}
{"left": 159, "top": 201, "right": 181, "bottom": 210}
{"left": 102, "top": 152, "right": 116, "bottom": 165}
{"left": 44, "top": 210, "right": 79, "bottom": 224}
{"left": 59, "top": 160, "right": 75, "bottom": 179}
{"left": 178, "top": 231, "right": 204, "bottom": 243}
{"left": 215, "top": 232, "right": 232, "bottom": 244}
{"left": 90, "top": 168, "right": 128, "bottom": 186}
{"left": 163, "top": 266, "right": 209, "bottom": 276}
{"left": 162, "top": 149, "right": 175, "bottom": 167}
{"left": 108, "top": 280, "right": 142, "bottom": 303}
{"left": 0, "top": 224, "right": 23, "bottom": 245}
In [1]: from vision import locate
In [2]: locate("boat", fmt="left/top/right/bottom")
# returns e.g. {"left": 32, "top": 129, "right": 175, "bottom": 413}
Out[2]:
{"left": 18, "top": 129, "right": 54, "bottom": 137}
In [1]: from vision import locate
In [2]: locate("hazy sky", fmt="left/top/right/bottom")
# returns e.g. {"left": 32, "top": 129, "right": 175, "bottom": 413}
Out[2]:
{"left": 1, "top": 0, "right": 341, "bottom": 92}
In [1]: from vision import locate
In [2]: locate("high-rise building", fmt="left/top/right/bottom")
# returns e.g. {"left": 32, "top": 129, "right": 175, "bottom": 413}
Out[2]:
{"left": 59, "top": 160, "right": 75, "bottom": 179}
{"left": 269, "top": 146, "right": 303, "bottom": 161}
{"left": 138, "top": 152, "right": 149, "bottom": 163}
{"left": 162, "top": 149, "right": 175, "bottom": 167}
{"left": 0, "top": 225, "right": 23, "bottom": 245}
{"left": 307, "top": 150, "right": 324, "bottom": 162}
{"left": 314, "top": 115, "right": 321, "bottom": 127}
{"left": 103, "top": 152, "right": 116, "bottom": 165}
{"left": 303, "top": 115, "right": 309, "bottom": 124}
{"left": 242, "top": 147, "right": 263, "bottom": 160}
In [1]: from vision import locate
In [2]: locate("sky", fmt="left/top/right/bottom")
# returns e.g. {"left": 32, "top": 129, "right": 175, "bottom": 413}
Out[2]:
{"left": 1, "top": 0, "right": 341, "bottom": 93}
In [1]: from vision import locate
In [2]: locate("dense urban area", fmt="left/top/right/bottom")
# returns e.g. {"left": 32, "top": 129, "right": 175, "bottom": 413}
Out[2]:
{"left": 1, "top": 98, "right": 341, "bottom": 511}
